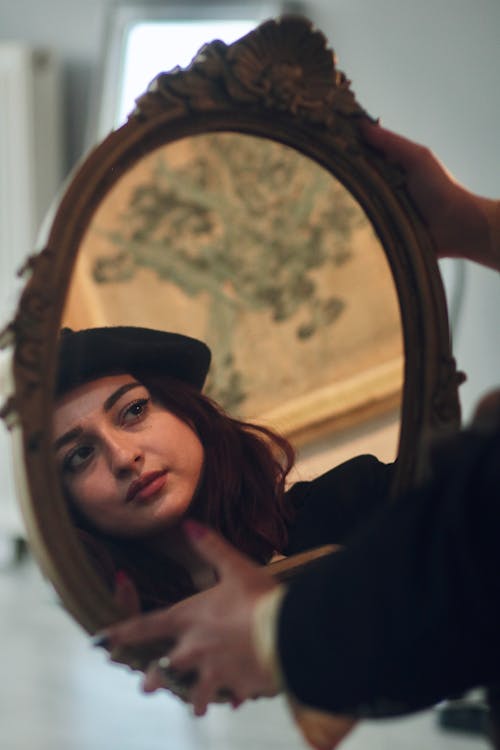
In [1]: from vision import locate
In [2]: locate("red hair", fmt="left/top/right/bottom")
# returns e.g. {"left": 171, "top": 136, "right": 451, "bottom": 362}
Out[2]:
{"left": 140, "top": 373, "right": 295, "bottom": 562}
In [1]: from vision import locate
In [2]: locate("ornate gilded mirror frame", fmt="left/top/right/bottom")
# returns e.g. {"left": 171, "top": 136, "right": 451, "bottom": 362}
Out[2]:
{"left": 0, "top": 16, "right": 462, "bottom": 672}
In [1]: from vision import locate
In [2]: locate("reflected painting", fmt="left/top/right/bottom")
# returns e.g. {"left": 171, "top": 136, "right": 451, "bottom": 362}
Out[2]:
{"left": 64, "top": 133, "right": 403, "bottom": 440}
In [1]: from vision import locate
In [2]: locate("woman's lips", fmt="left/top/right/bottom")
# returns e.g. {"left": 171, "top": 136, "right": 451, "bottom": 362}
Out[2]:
{"left": 126, "top": 470, "right": 167, "bottom": 502}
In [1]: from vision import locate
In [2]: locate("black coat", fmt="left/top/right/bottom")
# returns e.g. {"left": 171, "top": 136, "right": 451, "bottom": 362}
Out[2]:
{"left": 285, "top": 454, "right": 394, "bottom": 554}
{"left": 278, "top": 423, "right": 500, "bottom": 716}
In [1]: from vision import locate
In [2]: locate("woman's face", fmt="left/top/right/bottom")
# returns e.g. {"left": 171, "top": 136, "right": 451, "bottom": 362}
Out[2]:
{"left": 52, "top": 374, "right": 204, "bottom": 538}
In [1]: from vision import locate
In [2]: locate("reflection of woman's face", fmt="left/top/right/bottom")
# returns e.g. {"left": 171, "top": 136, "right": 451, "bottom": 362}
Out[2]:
{"left": 53, "top": 373, "right": 204, "bottom": 538}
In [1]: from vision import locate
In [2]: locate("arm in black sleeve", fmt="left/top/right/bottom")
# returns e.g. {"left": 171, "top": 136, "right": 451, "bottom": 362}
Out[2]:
{"left": 278, "top": 425, "right": 500, "bottom": 716}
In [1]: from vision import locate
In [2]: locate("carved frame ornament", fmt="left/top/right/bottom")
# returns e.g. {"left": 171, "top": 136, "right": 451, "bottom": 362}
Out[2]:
{"left": 1, "top": 17, "right": 462, "bottom": 671}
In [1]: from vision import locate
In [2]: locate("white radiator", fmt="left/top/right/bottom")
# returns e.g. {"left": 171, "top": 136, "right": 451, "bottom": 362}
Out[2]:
{"left": 0, "top": 43, "right": 62, "bottom": 539}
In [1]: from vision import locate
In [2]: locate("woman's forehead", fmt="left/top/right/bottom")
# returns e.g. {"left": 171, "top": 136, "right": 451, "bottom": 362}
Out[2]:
{"left": 53, "top": 373, "right": 142, "bottom": 433}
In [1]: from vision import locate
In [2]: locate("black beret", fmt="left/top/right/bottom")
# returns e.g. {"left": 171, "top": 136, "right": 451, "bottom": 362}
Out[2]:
{"left": 56, "top": 326, "right": 211, "bottom": 396}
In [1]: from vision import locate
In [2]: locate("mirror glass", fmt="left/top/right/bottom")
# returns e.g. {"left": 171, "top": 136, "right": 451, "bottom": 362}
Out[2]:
{"left": 55, "top": 132, "right": 403, "bottom": 611}
{"left": 63, "top": 132, "right": 403, "bottom": 436}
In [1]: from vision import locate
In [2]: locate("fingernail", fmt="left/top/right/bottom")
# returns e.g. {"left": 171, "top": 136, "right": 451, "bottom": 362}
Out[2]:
{"left": 142, "top": 678, "right": 157, "bottom": 694}
{"left": 91, "top": 633, "right": 111, "bottom": 649}
{"left": 183, "top": 519, "right": 208, "bottom": 540}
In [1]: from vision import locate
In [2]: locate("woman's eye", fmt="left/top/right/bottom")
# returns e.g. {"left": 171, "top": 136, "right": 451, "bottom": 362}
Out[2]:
{"left": 63, "top": 445, "right": 94, "bottom": 473}
{"left": 122, "top": 398, "right": 150, "bottom": 424}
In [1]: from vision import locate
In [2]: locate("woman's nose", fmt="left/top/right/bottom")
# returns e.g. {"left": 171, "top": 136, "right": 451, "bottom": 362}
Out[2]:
{"left": 106, "top": 432, "right": 143, "bottom": 476}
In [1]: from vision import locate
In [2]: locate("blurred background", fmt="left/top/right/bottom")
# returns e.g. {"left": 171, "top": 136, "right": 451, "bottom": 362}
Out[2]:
{"left": 0, "top": 1, "right": 498, "bottom": 748}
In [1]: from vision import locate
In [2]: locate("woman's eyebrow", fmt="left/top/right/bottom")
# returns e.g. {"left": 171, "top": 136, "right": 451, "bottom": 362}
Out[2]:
{"left": 103, "top": 381, "right": 143, "bottom": 412}
{"left": 54, "top": 426, "right": 83, "bottom": 452}
{"left": 54, "top": 382, "right": 143, "bottom": 452}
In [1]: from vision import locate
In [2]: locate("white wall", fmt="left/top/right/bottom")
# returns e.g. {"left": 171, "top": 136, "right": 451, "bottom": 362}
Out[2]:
{"left": 0, "top": 0, "right": 498, "bottom": 420}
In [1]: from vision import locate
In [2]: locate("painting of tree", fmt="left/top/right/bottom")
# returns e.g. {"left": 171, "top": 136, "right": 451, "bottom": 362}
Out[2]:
{"left": 64, "top": 133, "right": 402, "bottom": 435}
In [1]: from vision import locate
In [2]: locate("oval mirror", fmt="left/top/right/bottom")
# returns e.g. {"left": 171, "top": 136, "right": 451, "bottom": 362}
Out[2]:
{"left": 2, "top": 16, "right": 461, "bottom": 677}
